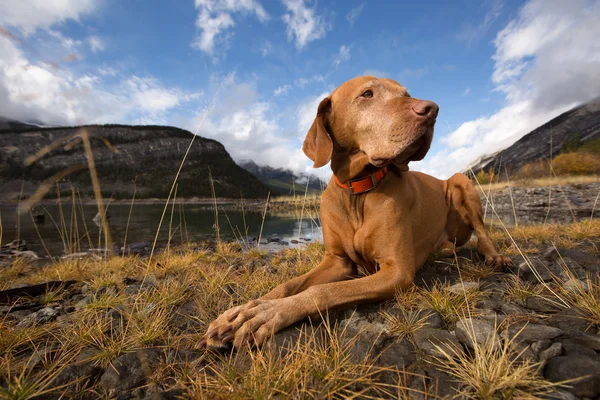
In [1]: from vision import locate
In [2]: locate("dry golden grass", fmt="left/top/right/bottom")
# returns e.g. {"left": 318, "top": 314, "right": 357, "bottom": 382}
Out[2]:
{"left": 475, "top": 174, "right": 600, "bottom": 193}
{"left": 429, "top": 325, "right": 561, "bottom": 399}
{"left": 1, "top": 218, "right": 599, "bottom": 398}
{"left": 488, "top": 219, "right": 600, "bottom": 254}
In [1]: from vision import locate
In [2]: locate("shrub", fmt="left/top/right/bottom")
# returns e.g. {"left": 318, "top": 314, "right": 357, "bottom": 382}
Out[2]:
{"left": 580, "top": 138, "right": 600, "bottom": 155}
{"left": 516, "top": 160, "right": 551, "bottom": 180}
{"left": 474, "top": 168, "right": 496, "bottom": 185}
{"left": 552, "top": 152, "right": 600, "bottom": 175}
{"left": 560, "top": 134, "right": 583, "bottom": 153}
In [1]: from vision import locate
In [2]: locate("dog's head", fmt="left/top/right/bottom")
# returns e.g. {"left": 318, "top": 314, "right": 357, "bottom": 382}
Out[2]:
{"left": 303, "top": 76, "right": 438, "bottom": 174}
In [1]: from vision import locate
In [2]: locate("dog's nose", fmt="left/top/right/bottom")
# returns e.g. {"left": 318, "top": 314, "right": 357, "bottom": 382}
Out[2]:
{"left": 411, "top": 100, "right": 439, "bottom": 119}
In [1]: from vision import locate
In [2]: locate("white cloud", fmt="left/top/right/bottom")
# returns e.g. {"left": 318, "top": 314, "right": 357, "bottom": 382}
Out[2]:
{"left": 281, "top": 0, "right": 328, "bottom": 49}
{"left": 259, "top": 40, "right": 272, "bottom": 56}
{"left": 88, "top": 36, "right": 105, "bottom": 53}
{"left": 296, "top": 91, "right": 329, "bottom": 133}
{"left": 98, "top": 66, "right": 117, "bottom": 77}
{"left": 416, "top": 0, "right": 600, "bottom": 178}
{"left": 333, "top": 44, "right": 351, "bottom": 67}
{"left": 273, "top": 84, "right": 291, "bottom": 96}
{"left": 0, "top": 0, "right": 98, "bottom": 35}
{"left": 192, "top": 0, "right": 269, "bottom": 55}
{"left": 462, "top": 87, "right": 471, "bottom": 96}
{"left": 294, "top": 74, "right": 324, "bottom": 88}
{"left": 0, "top": 35, "right": 200, "bottom": 126}
{"left": 346, "top": 3, "right": 366, "bottom": 26}
{"left": 456, "top": 0, "right": 503, "bottom": 45}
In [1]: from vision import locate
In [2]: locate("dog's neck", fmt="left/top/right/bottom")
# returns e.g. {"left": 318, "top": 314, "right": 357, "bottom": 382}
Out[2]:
{"left": 331, "top": 148, "right": 408, "bottom": 183}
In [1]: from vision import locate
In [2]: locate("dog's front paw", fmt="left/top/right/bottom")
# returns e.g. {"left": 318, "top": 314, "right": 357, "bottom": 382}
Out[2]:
{"left": 201, "top": 299, "right": 290, "bottom": 349}
{"left": 485, "top": 253, "right": 513, "bottom": 271}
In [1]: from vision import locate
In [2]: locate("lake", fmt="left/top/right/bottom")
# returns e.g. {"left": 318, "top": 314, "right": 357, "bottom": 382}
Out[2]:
{"left": 0, "top": 203, "right": 323, "bottom": 257}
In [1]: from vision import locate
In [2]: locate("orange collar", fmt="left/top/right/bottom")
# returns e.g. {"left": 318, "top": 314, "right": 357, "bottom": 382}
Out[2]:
{"left": 334, "top": 167, "right": 388, "bottom": 194}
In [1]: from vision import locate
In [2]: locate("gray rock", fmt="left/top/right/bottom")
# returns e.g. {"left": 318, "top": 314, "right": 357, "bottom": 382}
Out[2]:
{"left": 444, "top": 281, "right": 479, "bottom": 295}
{"left": 525, "top": 296, "right": 561, "bottom": 313}
{"left": 530, "top": 339, "right": 551, "bottom": 354}
{"left": 412, "top": 328, "right": 464, "bottom": 358}
{"left": 547, "top": 307, "right": 591, "bottom": 334}
{"left": 376, "top": 338, "right": 416, "bottom": 369}
{"left": 518, "top": 258, "right": 554, "bottom": 283}
{"left": 566, "top": 332, "right": 600, "bottom": 351}
{"left": 561, "top": 338, "right": 600, "bottom": 361}
{"left": 538, "top": 342, "right": 562, "bottom": 362}
{"left": 455, "top": 318, "right": 500, "bottom": 351}
{"left": 501, "top": 323, "right": 563, "bottom": 343}
{"left": 543, "top": 247, "right": 600, "bottom": 268}
{"left": 53, "top": 361, "right": 103, "bottom": 395}
{"left": 98, "top": 349, "right": 162, "bottom": 395}
{"left": 16, "top": 307, "right": 58, "bottom": 328}
{"left": 544, "top": 355, "right": 600, "bottom": 398}
{"left": 500, "top": 302, "right": 528, "bottom": 315}
{"left": 562, "top": 278, "right": 590, "bottom": 295}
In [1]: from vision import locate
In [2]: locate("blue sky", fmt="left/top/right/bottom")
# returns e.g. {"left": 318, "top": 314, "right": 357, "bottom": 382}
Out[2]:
{"left": 1, "top": 0, "right": 599, "bottom": 179}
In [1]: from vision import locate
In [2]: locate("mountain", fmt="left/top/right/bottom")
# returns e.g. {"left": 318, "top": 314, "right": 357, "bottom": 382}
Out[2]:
{"left": 0, "top": 116, "right": 50, "bottom": 132}
{"left": 0, "top": 123, "right": 270, "bottom": 201}
{"left": 468, "top": 98, "right": 600, "bottom": 175}
{"left": 239, "top": 160, "right": 325, "bottom": 196}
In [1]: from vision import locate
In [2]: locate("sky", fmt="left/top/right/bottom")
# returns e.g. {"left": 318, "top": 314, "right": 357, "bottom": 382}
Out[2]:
{"left": 0, "top": 0, "right": 599, "bottom": 181}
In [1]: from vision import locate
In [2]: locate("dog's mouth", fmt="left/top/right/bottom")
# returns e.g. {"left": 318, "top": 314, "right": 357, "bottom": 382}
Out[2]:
{"left": 369, "top": 131, "right": 432, "bottom": 168}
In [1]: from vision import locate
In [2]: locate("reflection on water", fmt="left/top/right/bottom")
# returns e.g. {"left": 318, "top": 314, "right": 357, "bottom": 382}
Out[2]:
{"left": 0, "top": 203, "right": 322, "bottom": 257}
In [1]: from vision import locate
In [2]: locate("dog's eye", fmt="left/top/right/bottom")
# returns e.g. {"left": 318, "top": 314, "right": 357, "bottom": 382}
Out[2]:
{"left": 361, "top": 90, "right": 373, "bottom": 98}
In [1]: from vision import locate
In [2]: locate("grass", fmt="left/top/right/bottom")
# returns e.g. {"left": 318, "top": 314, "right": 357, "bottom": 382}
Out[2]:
{"left": 1, "top": 219, "right": 598, "bottom": 397}
{"left": 473, "top": 174, "right": 600, "bottom": 193}
{"left": 429, "top": 325, "right": 562, "bottom": 399}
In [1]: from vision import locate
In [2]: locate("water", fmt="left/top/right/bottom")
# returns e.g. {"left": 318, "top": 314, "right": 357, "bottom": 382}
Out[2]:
{"left": 0, "top": 203, "right": 322, "bottom": 257}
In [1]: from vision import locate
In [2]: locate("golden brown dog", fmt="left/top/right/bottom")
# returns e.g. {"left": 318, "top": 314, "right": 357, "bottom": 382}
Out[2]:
{"left": 202, "top": 76, "right": 512, "bottom": 349}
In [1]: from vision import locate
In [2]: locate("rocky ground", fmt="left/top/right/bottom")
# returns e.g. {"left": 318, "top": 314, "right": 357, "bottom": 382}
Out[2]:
{"left": 0, "top": 221, "right": 599, "bottom": 399}
{"left": 482, "top": 182, "right": 600, "bottom": 224}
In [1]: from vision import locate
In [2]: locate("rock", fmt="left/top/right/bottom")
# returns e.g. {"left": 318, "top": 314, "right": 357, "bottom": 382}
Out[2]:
{"left": 545, "top": 390, "right": 578, "bottom": 400}
{"left": 525, "top": 296, "right": 561, "bottom": 313}
{"left": 562, "top": 278, "right": 590, "bottom": 295}
{"left": 543, "top": 247, "right": 600, "bottom": 268}
{"left": 517, "top": 258, "right": 554, "bottom": 283}
{"left": 547, "top": 308, "right": 591, "bottom": 334}
{"left": 16, "top": 307, "right": 58, "bottom": 328}
{"left": 501, "top": 323, "right": 563, "bottom": 343}
{"left": 412, "top": 328, "right": 464, "bottom": 358}
{"left": 500, "top": 302, "right": 528, "bottom": 315}
{"left": 444, "top": 281, "right": 479, "bottom": 295}
{"left": 376, "top": 338, "right": 416, "bottom": 369}
{"left": 98, "top": 349, "right": 163, "bottom": 396}
{"left": 560, "top": 338, "right": 600, "bottom": 360}
{"left": 538, "top": 342, "right": 562, "bottom": 362}
{"left": 544, "top": 355, "right": 600, "bottom": 398}
{"left": 455, "top": 318, "right": 500, "bottom": 351}
{"left": 566, "top": 332, "right": 600, "bottom": 351}
{"left": 53, "top": 361, "right": 103, "bottom": 395}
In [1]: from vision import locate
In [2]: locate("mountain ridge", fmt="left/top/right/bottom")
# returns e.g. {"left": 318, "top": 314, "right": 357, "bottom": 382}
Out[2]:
{"left": 467, "top": 98, "right": 600, "bottom": 175}
{"left": 0, "top": 123, "right": 271, "bottom": 201}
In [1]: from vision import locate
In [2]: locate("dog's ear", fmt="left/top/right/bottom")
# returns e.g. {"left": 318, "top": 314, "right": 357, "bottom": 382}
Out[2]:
{"left": 303, "top": 97, "right": 333, "bottom": 168}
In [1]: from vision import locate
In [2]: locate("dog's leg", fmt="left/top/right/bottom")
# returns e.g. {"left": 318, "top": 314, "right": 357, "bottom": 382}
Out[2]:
{"left": 447, "top": 173, "right": 512, "bottom": 269}
{"left": 203, "top": 256, "right": 413, "bottom": 348}
{"left": 259, "top": 253, "right": 356, "bottom": 300}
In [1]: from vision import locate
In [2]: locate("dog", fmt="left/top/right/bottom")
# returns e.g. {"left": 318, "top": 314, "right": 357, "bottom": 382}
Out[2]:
{"left": 201, "top": 76, "right": 512, "bottom": 349}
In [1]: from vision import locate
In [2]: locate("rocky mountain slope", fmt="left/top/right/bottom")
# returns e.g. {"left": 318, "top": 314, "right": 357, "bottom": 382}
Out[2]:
{"left": 468, "top": 98, "right": 600, "bottom": 175}
{"left": 0, "top": 124, "right": 270, "bottom": 200}
{"left": 239, "top": 160, "right": 324, "bottom": 195}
